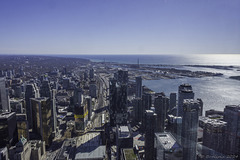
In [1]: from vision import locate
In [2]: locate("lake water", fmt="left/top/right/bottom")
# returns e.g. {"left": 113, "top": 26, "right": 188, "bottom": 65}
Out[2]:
{"left": 64, "top": 54, "right": 240, "bottom": 114}
{"left": 64, "top": 54, "right": 240, "bottom": 66}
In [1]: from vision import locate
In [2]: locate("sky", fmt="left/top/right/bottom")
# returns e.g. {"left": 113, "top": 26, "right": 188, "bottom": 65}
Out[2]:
{"left": 0, "top": 0, "right": 240, "bottom": 55}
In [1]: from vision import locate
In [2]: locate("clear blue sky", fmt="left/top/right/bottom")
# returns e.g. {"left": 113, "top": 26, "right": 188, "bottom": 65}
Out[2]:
{"left": 0, "top": 0, "right": 239, "bottom": 55}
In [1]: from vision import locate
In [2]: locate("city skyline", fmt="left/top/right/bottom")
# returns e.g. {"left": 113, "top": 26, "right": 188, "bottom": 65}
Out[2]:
{"left": 0, "top": 0, "right": 240, "bottom": 55}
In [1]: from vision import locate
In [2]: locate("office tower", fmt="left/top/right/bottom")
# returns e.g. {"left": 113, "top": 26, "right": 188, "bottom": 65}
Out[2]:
{"left": 116, "top": 84, "right": 128, "bottom": 124}
{"left": 154, "top": 93, "right": 168, "bottom": 132}
{"left": 177, "top": 84, "right": 194, "bottom": 117}
{"left": 63, "top": 67, "right": 67, "bottom": 75}
{"left": 117, "top": 69, "right": 128, "bottom": 84}
{"left": 6, "top": 70, "right": 13, "bottom": 79}
{"left": 9, "top": 136, "right": 31, "bottom": 160}
{"left": 86, "top": 96, "right": 92, "bottom": 120}
{"left": 145, "top": 110, "right": 157, "bottom": 160}
{"left": 169, "top": 93, "right": 176, "bottom": 110}
{"left": 133, "top": 98, "right": 143, "bottom": 122}
{"left": 74, "top": 103, "right": 88, "bottom": 131}
{"left": 168, "top": 115, "right": 182, "bottom": 144}
{"left": 109, "top": 78, "right": 128, "bottom": 125}
{"left": 74, "top": 88, "right": 83, "bottom": 105}
{"left": 142, "top": 93, "right": 152, "bottom": 110}
{"left": 16, "top": 114, "right": 29, "bottom": 140}
{"left": 10, "top": 99, "right": 24, "bottom": 114}
{"left": 116, "top": 125, "right": 133, "bottom": 160}
{"left": 0, "top": 70, "right": 4, "bottom": 77}
{"left": 223, "top": 105, "right": 240, "bottom": 156}
{"left": 51, "top": 89, "right": 57, "bottom": 134}
{"left": 181, "top": 99, "right": 199, "bottom": 160}
{"left": 202, "top": 118, "right": 227, "bottom": 155}
{"left": 89, "top": 82, "right": 97, "bottom": 98}
{"left": 25, "top": 83, "right": 38, "bottom": 129}
{"left": 29, "top": 140, "right": 46, "bottom": 160}
{"left": 0, "top": 147, "right": 8, "bottom": 160}
{"left": 109, "top": 78, "right": 117, "bottom": 126}
{"left": 89, "top": 68, "right": 94, "bottom": 79}
{"left": 0, "top": 112, "right": 18, "bottom": 148}
{"left": 197, "top": 98, "right": 203, "bottom": 116}
{"left": 14, "top": 85, "right": 23, "bottom": 98}
{"left": 40, "top": 81, "right": 57, "bottom": 133}
{"left": 62, "top": 77, "right": 70, "bottom": 89}
{"left": 0, "top": 77, "right": 10, "bottom": 113}
{"left": 19, "top": 66, "right": 25, "bottom": 77}
{"left": 136, "top": 76, "right": 142, "bottom": 98}
{"left": 40, "top": 80, "right": 51, "bottom": 98}
{"left": 155, "top": 132, "right": 183, "bottom": 160}
{"left": 205, "top": 109, "right": 223, "bottom": 118}
{"left": 31, "top": 98, "right": 53, "bottom": 147}
{"left": 84, "top": 71, "right": 88, "bottom": 81}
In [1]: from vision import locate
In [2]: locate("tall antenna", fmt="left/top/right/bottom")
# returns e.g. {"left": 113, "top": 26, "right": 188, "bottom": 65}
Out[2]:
{"left": 137, "top": 58, "right": 140, "bottom": 68}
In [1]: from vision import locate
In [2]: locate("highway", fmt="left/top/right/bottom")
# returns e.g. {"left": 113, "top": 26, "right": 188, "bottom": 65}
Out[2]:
{"left": 87, "top": 73, "right": 109, "bottom": 131}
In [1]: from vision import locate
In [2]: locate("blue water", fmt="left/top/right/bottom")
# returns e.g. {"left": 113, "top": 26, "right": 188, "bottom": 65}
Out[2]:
{"left": 63, "top": 54, "right": 240, "bottom": 66}
{"left": 63, "top": 54, "right": 240, "bottom": 114}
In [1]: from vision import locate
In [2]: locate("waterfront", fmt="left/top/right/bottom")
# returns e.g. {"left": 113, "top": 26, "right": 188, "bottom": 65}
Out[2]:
{"left": 143, "top": 76, "right": 240, "bottom": 114}
{"left": 74, "top": 54, "right": 240, "bottom": 114}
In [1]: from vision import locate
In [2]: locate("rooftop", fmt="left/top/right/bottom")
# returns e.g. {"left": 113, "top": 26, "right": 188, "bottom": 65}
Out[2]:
{"left": 119, "top": 126, "right": 130, "bottom": 138}
{"left": 155, "top": 132, "right": 181, "bottom": 151}
{"left": 122, "top": 148, "right": 137, "bottom": 160}
{"left": 30, "top": 97, "right": 49, "bottom": 102}
{"left": 225, "top": 105, "right": 240, "bottom": 112}
{"left": 0, "top": 112, "right": 15, "bottom": 119}
{"left": 75, "top": 132, "right": 106, "bottom": 160}
{"left": 199, "top": 116, "right": 227, "bottom": 127}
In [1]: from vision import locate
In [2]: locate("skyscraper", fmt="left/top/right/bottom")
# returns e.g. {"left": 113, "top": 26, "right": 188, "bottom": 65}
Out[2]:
{"left": 86, "top": 96, "right": 92, "bottom": 120}
{"left": 133, "top": 98, "right": 143, "bottom": 122}
{"left": 89, "top": 68, "right": 94, "bottom": 79}
{"left": 154, "top": 93, "right": 168, "bottom": 132}
{"left": 136, "top": 76, "right": 142, "bottom": 98}
{"left": 89, "top": 82, "right": 97, "bottom": 98}
{"left": 73, "top": 87, "right": 83, "bottom": 105}
{"left": 142, "top": 93, "right": 152, "bottom": 110}
{"left": 0, "top": 112, "right": 18, "bottom": 148}
{"left": 40, "top": 80, "right": 51, "bottom": 98}
{"left": 74, "top": 103, "right": 88, "bottom": 131}
{"left": 168, "top": 114, "right": 182, "bottom": 144}
{"left": 177, "top": 84, "right": 194, "bottom": 117}
{"left": 202, "top": 118, "right": 227, "bottom": 155}
{"left": 181, "top": 99, "right": 199, "bottom": 160}
{"left": 155, "top": 132, "right": 183, "bottom": 160}
{"left": 30, "top": 97, "right": 53, "bottom": 147}
{"left": 145, "top": 110, "right": 157, "bottom": 160}
{"left": 25, "top": 83, "right": 38, "bottom": 129}
{"left": 109, "top": 78, "right": 117, "bottom": 126}
{"left": 40, "top": 80, "right": 57, "bottom": 133}
{"left": 197, "top": 98, "right": 203, "bottom": 116}
{"left": 169, "top": 93, "right": 176, "bottom": 110}
{"left": 117, "top": 69, "right": 128, "bottom": 84}
{"left": 109, "top": 77, "right": 128, "bottom": 126}
{"left": 16, "top": 113, "right": 29, "bottom": 140}
{"left": 0, "top": 77, "right": 10, "bottom": 113}
{"left": 223, "top": 105, "right": 240, "bottom": 157}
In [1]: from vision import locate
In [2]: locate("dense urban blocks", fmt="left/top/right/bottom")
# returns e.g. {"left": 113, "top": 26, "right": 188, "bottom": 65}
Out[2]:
{"left": 0, "top": 55, "right": 239, "bottom": 160}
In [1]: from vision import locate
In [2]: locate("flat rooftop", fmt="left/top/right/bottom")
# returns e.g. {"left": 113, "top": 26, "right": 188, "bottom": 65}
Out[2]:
{"left": 199, "top": 116, "right": 227, "bottom": 128}
{"left": 122, "top": 148, "right": 137, "bottom": 160}
{"left": 119, "top": 126, "right": 130, "bottom": 138}
{"left": 0, "top": 112, "right": 15, "bottom": 119}
{"left": 30, "top": 97, "right": 49, "bottom": 101}
{"left": 155, "top": 132, "right": 181, "bottom": 151}
{"left": 75, "top": 132, "right": 106, "bottom": 160}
